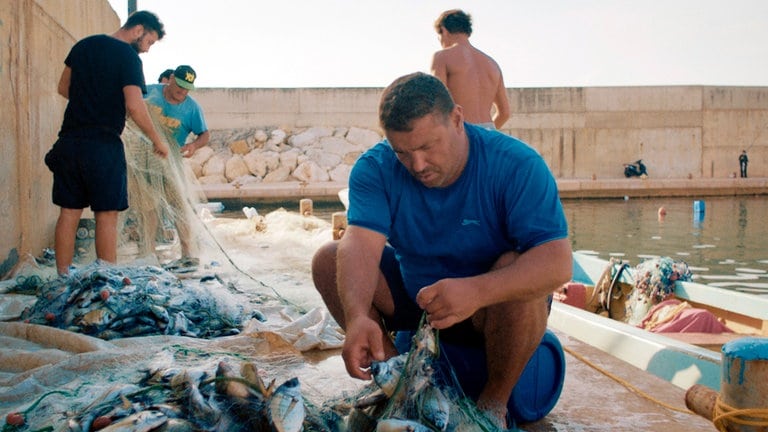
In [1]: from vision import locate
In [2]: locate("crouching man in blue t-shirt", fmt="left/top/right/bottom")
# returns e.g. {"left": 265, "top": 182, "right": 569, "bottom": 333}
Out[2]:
{"left": 311, "top": 72, "right": 572, "bottom": 429}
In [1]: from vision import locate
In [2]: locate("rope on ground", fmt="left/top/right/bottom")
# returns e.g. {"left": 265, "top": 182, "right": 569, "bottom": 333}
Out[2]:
{"left": 562, "top": 345, "right": 694, "bottom": 415}
{"left": 713, "top": 397, "right": 768, "bottom": 431}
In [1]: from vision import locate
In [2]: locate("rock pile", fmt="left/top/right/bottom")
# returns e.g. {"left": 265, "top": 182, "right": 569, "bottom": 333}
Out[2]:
{"left": 186, "top": 126, "right": 383, "bottom": 186}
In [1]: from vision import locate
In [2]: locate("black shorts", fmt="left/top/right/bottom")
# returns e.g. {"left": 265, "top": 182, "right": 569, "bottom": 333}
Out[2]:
{"left": 379, "top": 246, "right": 554, "bottom": 348}
{"left": 46, "top": 131, "right": 128, "bottom": 212}
{"left": 379, "top": 245, "right": 483, "bottom": 347}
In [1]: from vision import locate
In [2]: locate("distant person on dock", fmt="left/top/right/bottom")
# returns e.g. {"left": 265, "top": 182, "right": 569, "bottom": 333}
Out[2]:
{"left": 430, "top": 9, "right": 510, "bottom": 130}
{"left": 45, "top": 10, "right": 169, "bottom": 276}
{"left": 311, "top": 72, "right": 571, "bottom": 428}
{"left": 157, "top": 68, "right": 173, "bottom": 84}
{"left": 141, "top": 65, "right": 209, "bottom": 262}
{"left": 739, "top": 150, "right": 749, "bottom": 178}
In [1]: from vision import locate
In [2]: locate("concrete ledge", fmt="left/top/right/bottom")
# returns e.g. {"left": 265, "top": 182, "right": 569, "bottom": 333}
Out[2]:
{"left": 556, "top": 177, "right": 768, "bottom": 199}
{"left": 198, "top": 178, "right": 768, "bottom": 202}
{"left": 199, "top": 182, "right": 348, "bottom": 203}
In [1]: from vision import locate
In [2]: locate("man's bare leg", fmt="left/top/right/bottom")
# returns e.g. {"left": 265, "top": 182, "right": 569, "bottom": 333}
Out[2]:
{"left": 475, "top": 298, "right": 548, "bottom": 427}
{"left": 473, "top": 250, "right": 551, "bottom": 427}
{"left": 311, "top": 241, "right": 346, "bottom": 327}
{"left": 94, "top": 210, "right": 119, "bottom": 263}
{"left": 311, "top": 241, "right": 399, "bottom": 356}
{"left": 54, "top": 207, "right": 84, "bottom": 275}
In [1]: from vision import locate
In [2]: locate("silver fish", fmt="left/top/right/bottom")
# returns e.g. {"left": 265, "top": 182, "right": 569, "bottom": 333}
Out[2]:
{"left": 418, "top": 386, "right": 450, "bottom": 431}
{"left": 156, "top": 417, "right": 197, "bottom": 432}
{"left": 370, "top": 354, "right": 407, "bottom": 397}
{"left": 98, "top": 410, "right": 167, "bottom": 432}
{"left": 269, "top": 377, "right": 305, "bottom": 432}
{"left": 413, "top": 324, "right": 437, "bottom": 356}
{"left": 375, "top": 418, "right": 433, "bottom": 432}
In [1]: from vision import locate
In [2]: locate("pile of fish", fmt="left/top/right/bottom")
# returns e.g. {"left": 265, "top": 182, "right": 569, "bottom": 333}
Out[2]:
{"left": 336, "top": 322, "right": 504, "bottom": 432}
{"left": 15, "top": 262, "right": 255, "bottom": 339}
{"left": 56, "top": 359, "right": 316, "bottom": 432}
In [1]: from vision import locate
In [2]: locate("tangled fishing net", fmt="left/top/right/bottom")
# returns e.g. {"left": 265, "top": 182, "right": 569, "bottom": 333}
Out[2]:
{"left": 319, "top": 320, "right": 510, "bottom": 432}
{"left": 0, "top": 109, "right": 508, "bottom": 431}
{"left": 626, "top": 256, "right": 693, "bottom": 325}
{"left": 17, "top": 262, "right": 255, "bottom": 339}
{"left": 119, "top": 113, "right": 218, "bottom": 266}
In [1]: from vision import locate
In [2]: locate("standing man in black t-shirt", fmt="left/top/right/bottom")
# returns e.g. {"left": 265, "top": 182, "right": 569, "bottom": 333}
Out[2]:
{"left": 739, "top": 150, "right": 749, "bottom": 178}
{"left": 45, "top": 10, "right": 170, "bottom": 276}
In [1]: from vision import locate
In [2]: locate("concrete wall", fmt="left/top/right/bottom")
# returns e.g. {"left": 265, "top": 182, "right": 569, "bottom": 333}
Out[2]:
{"left": 195, "top": 85, "right": 767, "bottom": 180}
{"left": 2, "top": 0, "right": 767, "bottom": 274}
{"left": 0, "top": 0, "right": 118, "bottom": 275}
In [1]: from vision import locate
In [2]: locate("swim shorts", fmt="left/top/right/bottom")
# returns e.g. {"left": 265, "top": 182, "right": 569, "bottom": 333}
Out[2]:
{"left": 45, "top": 130, "right": 128, "bottom": 212}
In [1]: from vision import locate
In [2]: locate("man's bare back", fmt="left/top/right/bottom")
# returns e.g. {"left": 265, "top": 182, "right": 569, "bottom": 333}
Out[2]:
{"left": 431, "top": 10, "right": 510, "bottom": 130}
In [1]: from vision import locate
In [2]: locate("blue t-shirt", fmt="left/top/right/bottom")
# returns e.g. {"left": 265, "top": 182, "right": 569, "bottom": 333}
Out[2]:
{"left": 60, "top": 34, "right": 146, "bottom": 137}
{"left": 144, "top": 84, "right": 208, "bottom": 146}
{"left": 347, "top": 123, "right": 569, "bottom": 300}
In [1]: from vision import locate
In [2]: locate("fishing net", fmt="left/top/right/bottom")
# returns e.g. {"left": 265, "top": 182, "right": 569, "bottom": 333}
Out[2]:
{"left": 119, "top": 111, "right": 217, "bottom": 266}
{"left": 0, "top": 321, "right": 361, "bottom": 431}
{"left": 16, "top": 262, "right": 254, "bottom": 339}
{"left": 626, "top": 256, "right": 693, "bottom": 325}
{"left": 319, "top": 320, "right": 510, "bottom": 432}
{"left": 0, "top": 109, "right": 504, "bottom": 431}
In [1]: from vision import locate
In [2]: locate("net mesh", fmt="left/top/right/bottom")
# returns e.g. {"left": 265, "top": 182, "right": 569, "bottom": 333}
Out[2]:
{"left": 0, "top": 109, "right": 509, "bottom": 431}
{"left": 319, "top": 321, "right": 508, "bottom": 431}
{"left": 119, "top": 113, "right": 213, "bottom": 265}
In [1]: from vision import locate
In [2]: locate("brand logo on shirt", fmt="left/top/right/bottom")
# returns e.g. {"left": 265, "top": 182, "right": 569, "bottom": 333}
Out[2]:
{"left": 461, "top": 219, "right": 480, "bottom": 226}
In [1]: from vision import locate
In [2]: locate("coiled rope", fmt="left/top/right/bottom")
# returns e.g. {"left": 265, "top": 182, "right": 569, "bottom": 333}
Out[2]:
{"left": 713, "top": 396, "right": 768, "bottom": 430}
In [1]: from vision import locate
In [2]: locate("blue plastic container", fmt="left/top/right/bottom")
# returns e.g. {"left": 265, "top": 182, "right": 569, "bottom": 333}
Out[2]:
{"left": 693, "top": 200, "right": 706, "bottom": 213}
{"left": 395, "top": 329, "right": 566, "bottom": 424}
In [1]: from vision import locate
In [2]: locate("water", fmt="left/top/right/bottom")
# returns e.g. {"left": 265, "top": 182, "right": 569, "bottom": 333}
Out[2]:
{"left": 565, "top": 196, "right": 768, "bottom": 294}
{"left": 216, "top": 196, "right": 768, "bottom": 295}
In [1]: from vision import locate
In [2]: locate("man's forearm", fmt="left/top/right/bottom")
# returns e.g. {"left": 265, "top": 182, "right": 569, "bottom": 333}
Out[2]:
{"left": 470, "top": 238, "right": 572, "bottom": 308}
{"left": 336, "top": 230, "right": 386, "bottom": 324}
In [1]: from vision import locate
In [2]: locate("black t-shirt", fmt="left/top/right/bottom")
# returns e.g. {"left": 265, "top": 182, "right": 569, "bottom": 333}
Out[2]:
{"left": 59, "top": 34, "right": 146, "bottom": 137}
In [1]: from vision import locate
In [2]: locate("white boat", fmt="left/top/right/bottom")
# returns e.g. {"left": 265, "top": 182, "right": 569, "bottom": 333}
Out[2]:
{"left": 549, "top": 251, "right": 768, "bottom": 391}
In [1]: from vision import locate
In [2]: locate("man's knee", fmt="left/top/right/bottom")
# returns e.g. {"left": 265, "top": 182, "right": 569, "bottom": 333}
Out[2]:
{"left": 311, "top": 241, "right": 337, "bottom": 271}
{"left": 475, "top": 296, "right": 549, "bottom": 336}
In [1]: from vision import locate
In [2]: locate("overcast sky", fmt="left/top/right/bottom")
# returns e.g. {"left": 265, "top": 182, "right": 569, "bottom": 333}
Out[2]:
{"left": 107, "top": 0, "right": 768, "bottom": 89}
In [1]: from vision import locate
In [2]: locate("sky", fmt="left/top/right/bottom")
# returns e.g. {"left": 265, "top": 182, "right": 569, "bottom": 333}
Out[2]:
{"left": 107, "top": 0, "right": 768, "bottom": 89}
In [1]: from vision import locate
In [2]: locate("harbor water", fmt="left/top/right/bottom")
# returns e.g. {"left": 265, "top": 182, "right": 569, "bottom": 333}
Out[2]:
{"left": 221, "top": 195, "right": 768, "bottom": 296}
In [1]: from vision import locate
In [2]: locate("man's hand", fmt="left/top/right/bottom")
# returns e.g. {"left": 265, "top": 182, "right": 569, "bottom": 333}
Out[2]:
{"left": 153, "top": 140, "right": 169, "bottom": 158}
{"left": 416, "top": 278, "right": 480, "bottom": 329}
{"left": 180, "top": 142, "right": 196, "bottom": 157}
{"left": 341, "top": 316, "right": 387, "bottom": 380}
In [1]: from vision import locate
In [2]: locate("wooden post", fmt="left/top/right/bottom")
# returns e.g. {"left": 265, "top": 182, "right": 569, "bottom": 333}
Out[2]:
{"left": 332, "top": 212, "right": 347, "bottom": 240}
{"left": 716, "top": 337, "right": 768, "bottom": 431}
{"left": 300, "top": 199, "right": 313, "bottom": 217}
{"left": 685, "top": 384, "right": 718, "bottom": 421}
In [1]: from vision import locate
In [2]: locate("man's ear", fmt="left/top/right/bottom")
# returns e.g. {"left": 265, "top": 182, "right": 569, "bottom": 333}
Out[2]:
{"left": 131, "top": 25, "right": 145, "bottom": 39}
{"left": 451, "top": 105, "right": 464, "bottom": 130}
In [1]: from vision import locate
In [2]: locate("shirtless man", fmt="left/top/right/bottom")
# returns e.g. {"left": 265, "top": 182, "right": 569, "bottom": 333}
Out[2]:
{"left": 431, "top": 9, "right": 510, "bottom": 130}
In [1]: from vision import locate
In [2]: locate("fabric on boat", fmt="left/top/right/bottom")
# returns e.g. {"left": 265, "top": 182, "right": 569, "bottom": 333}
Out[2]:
{"left": 639, "top": 299, "right": 733, "bottom": 333}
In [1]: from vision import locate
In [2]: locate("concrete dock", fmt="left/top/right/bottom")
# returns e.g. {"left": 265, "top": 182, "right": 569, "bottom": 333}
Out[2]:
{"left": 198, "top": 177, "right": 768, "bottom": 203}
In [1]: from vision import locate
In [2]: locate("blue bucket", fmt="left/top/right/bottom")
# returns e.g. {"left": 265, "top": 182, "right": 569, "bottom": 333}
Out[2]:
{"left": 395, "top": 329, "right": 565, "bottom": 424}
